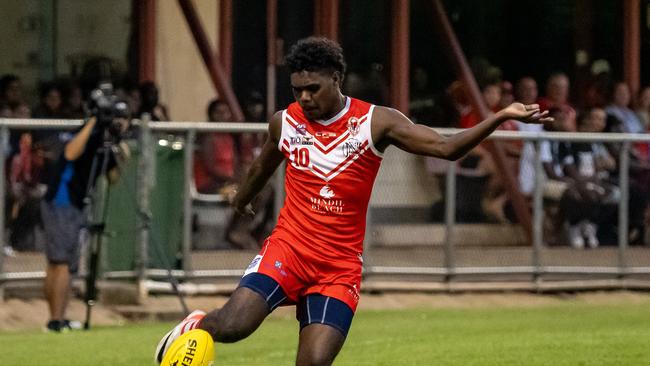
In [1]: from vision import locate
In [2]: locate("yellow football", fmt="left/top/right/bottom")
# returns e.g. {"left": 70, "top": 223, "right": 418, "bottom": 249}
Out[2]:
{"left": 161, "top": 329, "right": 215, "bottom": 366}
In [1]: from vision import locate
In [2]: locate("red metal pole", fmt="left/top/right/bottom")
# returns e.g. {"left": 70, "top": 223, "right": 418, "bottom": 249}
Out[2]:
{"left": 322, "top": 0, "right": 339, "bottom": 41}
{"left": 390, "top": 0, "right": 410, "bottom": 113}
{"left": 138, "top": 0, "right": 156, "bottom": 83}
{"left": 429, "top": 0, "right": 533, "bottom": 239}
{"left": 624, "top": 0, "right": 641, "bottom": 96}
{"left": 267, "top": 0, "right": 278, "bottom": 120}
{"left": 314, "top": 0, "right": 322, "bottom": 36}
{"left": 219, "top": 0, "right": 233, "bottom": 80}
{"left": 177, "top": 0, "right": 244, "bottom": 121}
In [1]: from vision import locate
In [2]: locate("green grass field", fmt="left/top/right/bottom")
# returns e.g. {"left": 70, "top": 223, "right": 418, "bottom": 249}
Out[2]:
{"left": 2, "top": 302, "right": 649, "bottom": 365}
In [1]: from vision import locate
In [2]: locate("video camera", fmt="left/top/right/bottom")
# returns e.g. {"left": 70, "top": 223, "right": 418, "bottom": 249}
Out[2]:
{"left": 89, "top": 83, "right": 130, "bottom": 139}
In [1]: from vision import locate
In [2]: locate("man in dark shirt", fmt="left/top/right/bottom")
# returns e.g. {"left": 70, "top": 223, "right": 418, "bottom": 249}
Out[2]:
{"left": 41, "top": 116, "right": 126, "bottom": 332}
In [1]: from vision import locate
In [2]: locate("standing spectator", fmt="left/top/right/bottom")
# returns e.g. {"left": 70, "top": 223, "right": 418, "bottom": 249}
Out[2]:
{"left": 138, "top": 81, "right": 169, "bottom": 121}
{"left": 499, "top": 80, "right": 515, "bottom": 109}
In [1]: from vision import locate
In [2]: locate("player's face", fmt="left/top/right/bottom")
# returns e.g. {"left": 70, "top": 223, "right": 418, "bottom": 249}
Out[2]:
{"left": 291, "top": 70, "right": 342, "bottom": 120}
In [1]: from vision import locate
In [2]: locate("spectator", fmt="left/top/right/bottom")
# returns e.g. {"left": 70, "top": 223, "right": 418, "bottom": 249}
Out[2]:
{"left": 139, "top": 81, "right": 169, "bottom": 121}
{"left": 543, "top": 108, "right": 609, "bottom": 248}
{"left": 0, "top": 74, "right": 31, "bottom": 118}
{"left": 193, "top": 99, "right": 238, "bottom": 194}
{"left": 8, "top": 132, "right": 46, "bottom": 252}
{"left": 193, "top": 99, "right": 257, "bottom": 249}
{"left": 538, "top": 72, "right": 576, "bottom": 127}
{"left": 635, "top": 86, "right": 650, "bottom": 130}
{"left": 499, "top": 80, "right": 515, "bottom": 109}
{"left": 606, "top": 82, "right": 645, "bottom": 134}
{"left": 459, "top": 81, "right": 501, "bottom": 128}
{"left": 516, "top": 77, "right": 549, "bottom": 196}
{"left": 565, "top": 108, "right": 620, "bottom": 247}
{"left": 32, "top": 82, "right": 65, "bottom": 119}
{"left": 61, "top": 80, "right": 86, "bottom": 119}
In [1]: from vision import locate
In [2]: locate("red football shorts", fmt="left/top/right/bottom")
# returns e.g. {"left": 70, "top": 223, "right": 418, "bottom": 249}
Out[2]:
{"left": 243, "top": 236, "right": 362, "bottom": 312}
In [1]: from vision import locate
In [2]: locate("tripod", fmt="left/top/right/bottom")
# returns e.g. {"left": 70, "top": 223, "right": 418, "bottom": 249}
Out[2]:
{"left": 82, "top": 128, "right": 189, "bottom": 330}
{"left": 83, "top": 129, "right": 115, "bottom": 330}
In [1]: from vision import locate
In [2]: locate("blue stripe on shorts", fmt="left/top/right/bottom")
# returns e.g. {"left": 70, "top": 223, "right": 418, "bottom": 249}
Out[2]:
{"left": 297, "top": 294, "right": 354, "bottom": 337}
{"left": 238, "top": 273, "right": 288, "bottom": 311}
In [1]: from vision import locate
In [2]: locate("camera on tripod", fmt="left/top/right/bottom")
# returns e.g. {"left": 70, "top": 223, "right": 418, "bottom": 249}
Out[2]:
{"left": 89, "top": 83, "right": 130, "bottom": 139}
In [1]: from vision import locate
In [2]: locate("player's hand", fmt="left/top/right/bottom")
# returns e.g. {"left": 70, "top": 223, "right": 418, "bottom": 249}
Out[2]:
{"left": 498, "top": 103, "right": 554, "bottom": 124}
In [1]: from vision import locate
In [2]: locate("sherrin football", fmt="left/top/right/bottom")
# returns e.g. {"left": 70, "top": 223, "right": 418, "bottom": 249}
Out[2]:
{"left": 161, "top": 329, "right": 215, "bottom": 366}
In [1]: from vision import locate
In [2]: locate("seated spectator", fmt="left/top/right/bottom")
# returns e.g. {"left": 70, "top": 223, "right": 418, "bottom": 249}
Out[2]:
{"left": 516, "top": 77, "right": 548, "bottom": 197}
{"left": 538, "top": 72, "right": 577, "bottom": 127}
{"left": 635, "top": 86, "right": 650, "bottom": 130}
{"left": 60, "top": 80, "right": 86, "bottom": 119}
{"left": 0, "top": 74, "right": 31, "bottom": 118}
{"left": 606, "top": 82, "right": 650, "bottom": 244}
{"left": 193, "top": 99, "right": 257, "bottom": 249}
{"left": 8, "top": 132, "right": 46, "bottom": 251}
{"left": 32, "top": 82, "right": 65, "bottom": 119}
{"left": 139, "top": 81, "right": 169, "bottom": 121}
{"left": 194, "top": 99, "right": 238, "bottom": 194}
{"left": 543, "top": 108, "right": 611, "bottom": 248}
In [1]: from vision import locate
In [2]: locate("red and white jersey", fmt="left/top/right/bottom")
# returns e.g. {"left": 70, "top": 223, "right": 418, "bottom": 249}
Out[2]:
{"left": 272, "top": 97, "right": 383, "bottom": 260}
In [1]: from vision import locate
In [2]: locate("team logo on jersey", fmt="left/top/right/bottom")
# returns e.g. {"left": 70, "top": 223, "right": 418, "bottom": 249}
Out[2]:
{"left": 342, "top": 138, "right": 362, "bottom": 158}
{"left": 319, "top": 185, "right": 335, "bottom": 199}
{"left": 295, "top": 123, "right": 307, "bottom": 135}
{"left": 347, "top": 117, "right": 360, "bottom": 137}
{"left": 315, "top": 131, "right": 337, "bottom": 139}
{"left": 289, "top": 135, "right": 313, "bottom": 145}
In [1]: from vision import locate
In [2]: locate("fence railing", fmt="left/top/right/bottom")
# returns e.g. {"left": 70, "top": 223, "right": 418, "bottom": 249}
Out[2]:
{"left": 1, "top": 117, "right": 649, "bottom": 297}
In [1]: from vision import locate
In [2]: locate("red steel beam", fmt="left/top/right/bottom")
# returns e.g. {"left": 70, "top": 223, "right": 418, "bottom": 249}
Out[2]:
{"left": 390, "top": 0, "right": 410, "bottom": 113}
{"left": 178, "top": 0, "right": 244, "bottom": 121}
{"left": 314, "top": 0, "right": 322, "bottom": 36}
{"left": 219, "top": 0, "right": 233, "bottom": 80}
{"left": 624, "top": 0, "right": 641, "bottom": 96}
{"left": 267, "top": 0, "right": 278, "bottom": 120}
{"left": 138, "top": 0, "right": 156, "bottom": 82}
{"left": 429, "top": 0, "right": 533, "bottom": 240}
{"left": 314, "top": 0, "right": 339, "bottom": 40}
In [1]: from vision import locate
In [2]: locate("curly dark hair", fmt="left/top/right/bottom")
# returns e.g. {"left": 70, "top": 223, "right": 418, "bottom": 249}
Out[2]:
{"left": 285, "top": 37, "right": 346, "bottom": 76}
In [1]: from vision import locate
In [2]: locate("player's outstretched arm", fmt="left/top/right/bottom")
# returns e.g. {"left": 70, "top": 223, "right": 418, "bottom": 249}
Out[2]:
{"left": 231, "top": 111, "right": 285, "bottom": 215}
{"left": 374, "top": 103, "right": 552, "bottom": 161}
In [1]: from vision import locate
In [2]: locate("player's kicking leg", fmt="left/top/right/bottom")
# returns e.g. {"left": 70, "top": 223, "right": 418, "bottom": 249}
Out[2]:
{"left": 155, "top": 273, "right": 288, "bottom": 364}
{"left": 295, "top": 294, "right": 354, "bottom": 366}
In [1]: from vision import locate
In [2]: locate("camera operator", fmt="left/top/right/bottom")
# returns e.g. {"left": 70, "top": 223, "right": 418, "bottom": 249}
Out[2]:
{"left": 41, "top": 86, "right": 129, "bottom": 333}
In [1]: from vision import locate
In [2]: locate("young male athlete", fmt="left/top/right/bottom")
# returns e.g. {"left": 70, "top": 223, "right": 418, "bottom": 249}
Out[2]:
{"left": 156, "top": 37, "right": 552, "bottom": 365}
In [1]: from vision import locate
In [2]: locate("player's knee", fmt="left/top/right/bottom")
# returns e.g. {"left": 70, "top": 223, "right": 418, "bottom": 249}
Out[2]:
{"left": 300, "top": 349, "right": 335, "bottom": 366}
{"left": 201, "top": 311, "right": 251, "bottom": 343}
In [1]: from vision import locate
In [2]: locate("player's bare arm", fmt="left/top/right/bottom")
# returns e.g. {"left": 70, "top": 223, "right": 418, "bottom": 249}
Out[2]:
{"left": 231, "top": 111, "right": 285, "bottom": 215}
{"left": 373, "top": 103, "right": 553, "bottom": 160}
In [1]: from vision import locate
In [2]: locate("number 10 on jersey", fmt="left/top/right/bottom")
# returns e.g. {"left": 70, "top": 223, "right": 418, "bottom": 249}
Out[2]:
{"left": 291, "top": 148, "right": 310, "bottom": 168}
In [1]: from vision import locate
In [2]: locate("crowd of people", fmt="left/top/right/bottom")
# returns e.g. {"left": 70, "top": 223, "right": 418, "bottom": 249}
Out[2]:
{"left": 0, "top": 73, "right": 271, "bottom": 256}
{"left": 430, "top": 70, "right": 650, "bottom": 248}
{"left": 2, "top": 65, "right": 650, "bottom": 254}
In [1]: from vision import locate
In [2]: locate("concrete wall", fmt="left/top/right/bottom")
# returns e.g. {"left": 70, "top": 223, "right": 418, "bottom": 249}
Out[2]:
{"left": 156, "top": 0, "right": 219, "bottom": 121}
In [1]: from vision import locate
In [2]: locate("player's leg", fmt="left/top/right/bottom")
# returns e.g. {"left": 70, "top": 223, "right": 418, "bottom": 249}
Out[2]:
{"left": 155, "top": 272, "right": 288, "bottom": 363}
{"left": 199, "top": 285, "right": 270, "bottom": 342}
{"left": 295, "top": 294, "right": 354, "bottom": 366}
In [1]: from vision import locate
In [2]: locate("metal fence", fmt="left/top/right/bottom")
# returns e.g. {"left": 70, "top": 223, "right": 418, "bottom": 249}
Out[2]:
{"left": 1, "top": 117, "right": 650, "bottom": 297}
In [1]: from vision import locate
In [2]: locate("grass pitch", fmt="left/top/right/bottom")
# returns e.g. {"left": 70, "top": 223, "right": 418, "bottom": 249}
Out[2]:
{"left": 1, "top": 301, "right": 649, "bottom": 365}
